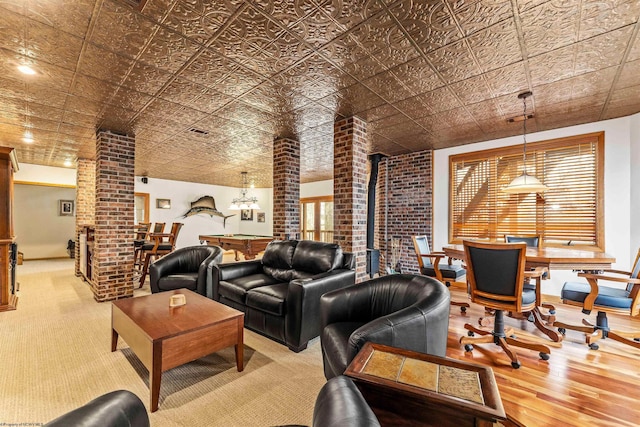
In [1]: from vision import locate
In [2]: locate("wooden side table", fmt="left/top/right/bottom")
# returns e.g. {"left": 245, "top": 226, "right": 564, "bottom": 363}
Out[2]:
{"left": 344, "top": 342, "right": 506, "bottom": 427}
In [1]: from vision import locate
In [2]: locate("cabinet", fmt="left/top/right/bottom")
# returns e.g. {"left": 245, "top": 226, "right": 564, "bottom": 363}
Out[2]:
{"left": 0, "top": 147, "right": 18, "bottom": 312}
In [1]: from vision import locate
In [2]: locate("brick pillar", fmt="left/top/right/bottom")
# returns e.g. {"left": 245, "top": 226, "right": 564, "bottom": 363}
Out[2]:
{"left": 93, "top": 130, "right": 135, "bottom": 301}
{"left": 375, "top": 151, "right": 433, "bottom": 275}
{"left": 75, "top": 159, "right": 95, "bottom": 276}
{"left": 273, "top": 137, "right": 300, "bottom": 240}
{"left": 334, "top": 116, "right": 368, "bottom": 282}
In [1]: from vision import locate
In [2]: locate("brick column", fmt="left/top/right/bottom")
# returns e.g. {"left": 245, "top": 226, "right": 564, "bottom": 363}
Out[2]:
{"left": 273, "top": 137, "right": 300, "bottom": 240}
{"left": 93, "top": 130, "right": 135, "bottom": 301}
{"left": 75, "top": 159, "right": 95, "bottom": 276}
{"left": 375, "top": 151, "right": 433, "bottom": 275}
{"left": 334, "top": 116, "right": 368, "bottom": 282}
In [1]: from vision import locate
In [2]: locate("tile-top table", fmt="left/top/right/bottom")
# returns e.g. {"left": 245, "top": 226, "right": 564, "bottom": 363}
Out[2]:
{"left": 344, "top": 342, "right": 506, "bottom": 427}
{"left": 111, "top": 289, "right": 244, "bottom": 412}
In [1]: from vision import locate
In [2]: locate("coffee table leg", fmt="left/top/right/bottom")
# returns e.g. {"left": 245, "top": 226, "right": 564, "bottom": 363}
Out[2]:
{"left": 235, "top": 319, "right": 244, "bottom": 372}
{"left": 150, "top": 342, "right": 162, "bottom": 412}
{"left": 111, "top": 329, "right": 118, "bottom": 352}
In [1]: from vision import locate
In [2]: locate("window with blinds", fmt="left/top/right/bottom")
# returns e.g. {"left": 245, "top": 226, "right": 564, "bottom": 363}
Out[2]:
{"left": 449, "top": 132, "right": 604, "bottom": 249}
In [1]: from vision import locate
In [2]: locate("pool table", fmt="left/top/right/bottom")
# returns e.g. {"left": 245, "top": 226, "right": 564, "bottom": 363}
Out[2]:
{"left": 199, "top": 234, "right": 274, "bottom": 261}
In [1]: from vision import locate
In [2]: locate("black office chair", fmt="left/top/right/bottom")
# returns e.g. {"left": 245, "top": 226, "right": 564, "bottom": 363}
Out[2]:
{"left": 555, "top": 248, "right": 640, "bottom": 350}
{"left": 320, "top": 274, "right": 450, "bottom": 379}
{"left": 504, "top": 235, "right": 558, "bottom": 341}
{"left": 412, "top": 235, "right": 469, "bottom": 312}
{"left": 459, "top": 240, "right": 550, "bottom": 369}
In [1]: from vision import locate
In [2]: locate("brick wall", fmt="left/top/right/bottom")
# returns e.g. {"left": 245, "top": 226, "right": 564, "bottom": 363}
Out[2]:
{"left": 334, "top": 116, "right": 368, "bottom": 282}
{"left": 92, "top": 130, "right": 135, "bottom": 301}
{"left": 273, "top": 137, "right": 300, "bottom": 240}
{"left": 74, "top": 159, "right": 96, "bottom": 276}
{"left": 375, "top": 150, "right": 433, "bottom": 275}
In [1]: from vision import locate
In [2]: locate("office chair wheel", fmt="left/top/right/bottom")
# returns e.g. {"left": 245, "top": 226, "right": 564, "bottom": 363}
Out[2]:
{"left": 527, "top": 314, "right": 534, "bottom": 322}
{"left": 549, "top": 309, "right": 556, "bottom": 315}
{"left": 558, "top": 327, "right": 566, "bottom": 335}
{"left": 467, "top": 331, "right": 474, "bottom": 337}
{"left": 539, "top": 352, "right": 549, "bottom": 361}
{"left": 464, "top": 344, "right": 474, "bottom": 352}
{"left": 589, "top": 343, "right": 599, "bottom": 350}
{"left": 460, "top": 306, "right": 467, "bottom": 313}
{"left": 510, "top": 334, "right": 517, "bottom": 339}
{"left": 511, "top": 361, "right": 521, "bottom": 369}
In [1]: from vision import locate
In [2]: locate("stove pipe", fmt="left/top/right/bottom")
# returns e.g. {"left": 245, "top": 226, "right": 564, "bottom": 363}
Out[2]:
{"left": 366, "top": 153, "right": 385, "bottom": 277}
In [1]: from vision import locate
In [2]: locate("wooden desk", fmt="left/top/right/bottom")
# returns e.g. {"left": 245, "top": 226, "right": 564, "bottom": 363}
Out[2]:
{"left": 199, "top": 234, "right": 273, "bottom": 261}
{"left": 443, "top": 244, "right": 615, "bottom": 272}
{"left": 345, "top": 342, "right": 506, "bottom": 427}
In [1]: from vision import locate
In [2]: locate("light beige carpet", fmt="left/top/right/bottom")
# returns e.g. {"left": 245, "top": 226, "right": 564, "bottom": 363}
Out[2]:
{"left": 1, "top": 259, "right": 326, "bottom": 426}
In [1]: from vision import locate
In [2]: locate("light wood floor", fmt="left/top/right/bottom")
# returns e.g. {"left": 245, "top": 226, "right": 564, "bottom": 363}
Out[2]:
{"left": 445, "top": 288, "right": 640, "bottom": 427}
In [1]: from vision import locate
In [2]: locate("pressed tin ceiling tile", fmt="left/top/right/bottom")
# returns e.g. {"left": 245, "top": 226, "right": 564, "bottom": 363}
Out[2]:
{"left": 0, "top": 0, "right": 639, "bottom": 186}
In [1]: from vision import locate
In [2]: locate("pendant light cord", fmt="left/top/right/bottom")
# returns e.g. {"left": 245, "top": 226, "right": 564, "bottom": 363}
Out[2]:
{"left": 522, "top": 94, "right": 528, "bottom": 175}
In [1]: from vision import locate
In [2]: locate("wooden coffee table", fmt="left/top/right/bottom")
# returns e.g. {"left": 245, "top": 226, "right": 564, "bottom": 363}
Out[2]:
{"left": 111, "top": 289, "right": 244, "bottom": 412}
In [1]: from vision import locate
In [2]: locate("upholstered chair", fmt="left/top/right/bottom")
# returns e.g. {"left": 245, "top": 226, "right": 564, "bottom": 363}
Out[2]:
{"left": 149, "top": 245, "right": 223, "bottom": 297}
{"left": 320, "top": 274, "right": 450, "bottom": 380}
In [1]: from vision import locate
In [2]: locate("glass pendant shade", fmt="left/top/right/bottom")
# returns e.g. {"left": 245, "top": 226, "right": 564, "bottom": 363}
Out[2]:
{"left": 229, "top": 171, "right": 260, "bottom": 210}
{"left": 503, "top": 172, "right": 548, "bottom": 194}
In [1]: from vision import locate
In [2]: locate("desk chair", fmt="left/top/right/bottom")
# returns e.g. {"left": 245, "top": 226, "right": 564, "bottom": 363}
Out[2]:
{"left": 504, "top": 235, "right": 558, "bottom": 340}
{"left": 555, "top": 248, "right": 640, "bottom": 350}
{"left": 138, "top": 222, "right": 183, "bottom": 288}
{"left": 412, "top": 235, "right": 470, "bottom": 312}
{"left": 459, "top": 241, "right": 551, "bottom": 368}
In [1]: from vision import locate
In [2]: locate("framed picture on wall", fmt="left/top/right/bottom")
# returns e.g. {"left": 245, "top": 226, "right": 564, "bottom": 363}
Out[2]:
{"left": 156, "top": 198, "right": 171, "bottom": 209}
{"left": 240, "top": 209, "right": 253, "bottom": 221}
{"left": 257, "top": 212, "right": 265, "bottom": 223}
{"left": 59, "top": 200, "right": 74, "bottom": 216}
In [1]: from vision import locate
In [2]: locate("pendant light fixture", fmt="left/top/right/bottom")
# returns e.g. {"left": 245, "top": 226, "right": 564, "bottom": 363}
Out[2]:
{"left": 503, "top": 91, "right": 548, "bottom": 194}
{"left": 229, "top": 172, "right": 260, "bottom": 210}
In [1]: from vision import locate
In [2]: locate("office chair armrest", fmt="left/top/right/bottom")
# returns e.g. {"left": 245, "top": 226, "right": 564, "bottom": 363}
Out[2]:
{"left": 577, "top": 273, "right": 640, "bottom": 284}
{"left": 524, "top": 267, "right": 547, "bottom": 279}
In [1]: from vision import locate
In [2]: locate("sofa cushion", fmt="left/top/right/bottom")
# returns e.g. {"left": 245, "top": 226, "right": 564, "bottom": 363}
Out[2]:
{"left": 218, "top": 273, "right": 282, "bottom": 304}
{"left": 292, "top": 241, "right": 343, "bottom": 274}
{"left": 157, "top": 273, "right": 198, "bottom": 292}
{"left": 262, "top": 240, "right": 298, "bottom": 281}
{"left": 246, "top": 283, "right": 289, "bottom": 316}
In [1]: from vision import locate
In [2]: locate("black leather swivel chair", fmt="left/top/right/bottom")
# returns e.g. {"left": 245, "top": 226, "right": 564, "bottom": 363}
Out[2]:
{"left": 149, "top": 245, "right": 223, "bottom": 297}
{"left": 459, "top": 241, "right": 550, "bottom": 368}
{"left": 320, "top": 274, "right": 450, "bottom": 380}
{"left": 44, "top": 390, "right": 149, "bottom": 427}
{"left": 312, "top": 376, "right": 380, "bottom": 427}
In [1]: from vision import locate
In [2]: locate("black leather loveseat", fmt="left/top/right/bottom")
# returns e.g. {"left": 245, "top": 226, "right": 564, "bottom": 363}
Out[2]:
{"left": 212, "top": 240, "right": 355, "bottom": 352}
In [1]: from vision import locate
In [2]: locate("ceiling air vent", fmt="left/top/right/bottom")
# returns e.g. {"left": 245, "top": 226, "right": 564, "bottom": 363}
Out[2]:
{"left": 188, "top": 127, "right": 210, "bottom": 136}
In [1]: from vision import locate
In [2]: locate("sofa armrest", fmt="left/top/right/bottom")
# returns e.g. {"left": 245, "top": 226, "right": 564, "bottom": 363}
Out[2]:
{"left": 286, "top": 269, "right": 356, "bottom": 349}
{"left": 199, "top": 249, "right": 223, "bottom": 297}
{"left": 211, "top": 260, "right": 263, "bottom": 300}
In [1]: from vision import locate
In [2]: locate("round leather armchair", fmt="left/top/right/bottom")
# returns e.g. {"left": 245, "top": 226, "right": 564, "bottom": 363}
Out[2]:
{"left": 149, "top": 245, "right": 223, "bottom": 297}
{"left": 320, "top": 274, "right": 451, "bottom": 380}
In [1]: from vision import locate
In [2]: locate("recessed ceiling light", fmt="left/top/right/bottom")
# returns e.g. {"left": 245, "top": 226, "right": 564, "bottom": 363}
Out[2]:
{"left": 17, "top": 65, "right": 36, "bottom": 75}
{"left": 64, "top": 159, "right": 73, "bottom": 167}
{"left": 22, "top": 132, "right": 34, "bottom": 143}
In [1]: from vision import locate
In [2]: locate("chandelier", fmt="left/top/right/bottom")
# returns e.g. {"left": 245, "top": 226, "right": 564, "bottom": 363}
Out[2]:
{"left": 503, "top": 91, "right": 548, "bottom": 194}
{"left": 229, "top": 172, "right": 260, "bottom": 210}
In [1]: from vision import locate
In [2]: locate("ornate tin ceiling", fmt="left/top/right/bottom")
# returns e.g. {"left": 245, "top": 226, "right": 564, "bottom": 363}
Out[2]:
{"left": 0, "top": 0, "right": 639, "bottom": 187}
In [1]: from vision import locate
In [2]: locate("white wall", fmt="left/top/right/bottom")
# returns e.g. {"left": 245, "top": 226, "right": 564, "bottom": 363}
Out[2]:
{"left": 301, "top": 179, "right": 333, "bottom": 198}
{"left": 14, "top": 184, "right": 76, "bottom": 259}
{"left": 434, "top": 115, "right": 637, "bottom": 296}
{"left": 134, "top": 177, "right": 273, "bottom": 249}
{"left": 630, "top": 113, "right": 640, "bottom": 256}
{"left": 14, "top": 163, "right": 76, "bottom": 186}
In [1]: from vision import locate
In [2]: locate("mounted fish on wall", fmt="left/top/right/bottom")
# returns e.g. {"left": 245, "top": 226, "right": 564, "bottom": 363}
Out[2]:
{"left": 182, "top": 195, "right": 235, "bottom": 227}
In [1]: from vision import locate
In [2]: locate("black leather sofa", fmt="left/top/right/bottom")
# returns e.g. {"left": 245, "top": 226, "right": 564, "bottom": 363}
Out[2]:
{"left": 320, "top": 274, "right": 450, "bottom": 379}
{"left": 212, "top": 240, "right": 356, "bottom": 352}
{"left": 149, "top": 245, "right": 223, "bottom": 296}
{"left": 44, "top": 390, "right": 149, "bottom": 427}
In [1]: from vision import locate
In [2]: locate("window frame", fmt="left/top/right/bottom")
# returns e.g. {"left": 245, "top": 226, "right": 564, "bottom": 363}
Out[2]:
{"left": 448, "top": 132, "right": 604, "bottom": 251}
